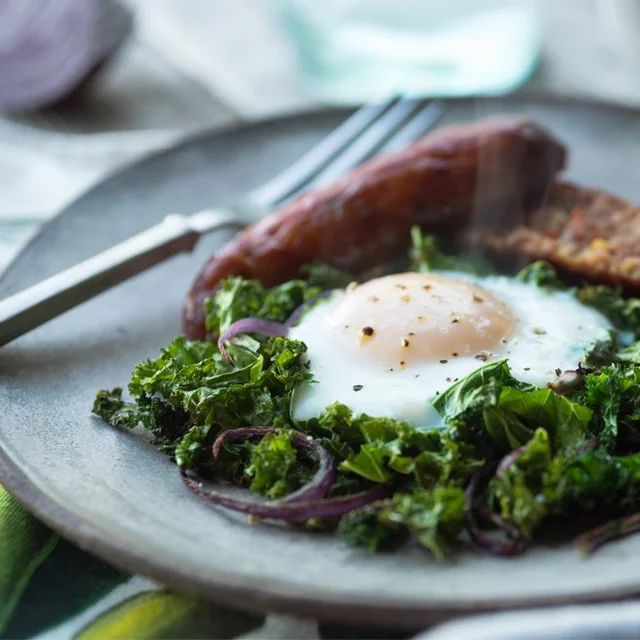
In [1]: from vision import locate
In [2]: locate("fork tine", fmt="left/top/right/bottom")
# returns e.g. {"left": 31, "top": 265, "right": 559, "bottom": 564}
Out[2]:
{"left": 297, "top": 98, "right": 437, "bottom": 193}
{"left": 380, "top": 100, "right": 446, "bottom": 153}
{"left": 246, "top": 96, "right": 400, "bottom": 210}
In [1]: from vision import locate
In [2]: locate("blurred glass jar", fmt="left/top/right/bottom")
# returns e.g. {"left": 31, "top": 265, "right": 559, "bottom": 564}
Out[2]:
{"left": 273, "top": 0, "right": 541, "bottom": 104}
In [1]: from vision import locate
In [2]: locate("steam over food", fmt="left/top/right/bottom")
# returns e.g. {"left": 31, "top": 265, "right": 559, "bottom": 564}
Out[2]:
{"left": 184, "top": 117, "right": 567, "bottom": 339}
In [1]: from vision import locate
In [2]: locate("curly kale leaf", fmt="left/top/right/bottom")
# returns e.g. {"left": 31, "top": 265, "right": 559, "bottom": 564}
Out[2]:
{"left": 243, "top": 429, "right": 315, "bottom": 499}
{"left": 617, "top": 340, "right": 640, "bottom": 365}
{"left": 432, "top": 360, "right": 590, "bottom": 454}
{"left": 578, "top": 285, "right": 640, "bottom": 336}
{"left": 204, "top": 276, "right": 322, "bottom": 336}
{"left": 304, "top": 404, "right": 483, "bottom": 490}
{"left": 409, "top": 227, "right": 492, "bottom": 275}
{"left": 92, "top": 388, "right": 139, "bottom": 428}
{"left": 484, "top": 387, "right": 592, "bottom": 453}
{"left": 94, "top": 335, "right": 311, "bottom": 473}
{"left": 92, "top": 388, "right": 188, "bottom": 442}
{"left": 432, "top": 359, "right": 532, "bottom": 425}
{"left": 338, "top": 504, "right": 406, "bottom": 552}
{"left": 490, "top": 428, "right": 640, "bottom": 539}
{"left": 490, "top": 428, "right": 565, "bottom": 538}
{"left": 515, "top": 261, "right": 567, "bottom": 290}
{"left": 584, "top": 332, "right": 618, "bottom": 368}
{"left": 340, "top": 486, "right": 466, "bottom": 559}
{"left": 173, "top": 424, "right": 212, "bottom": 470}
{"left": 578, "top": 365, "right": 640, "bottom": 452}
{"left": 432, "top": 360, "right": 531, "bottom": 455}
{"left": 299, "top": 262, "right": 354, "bottom": 290}
{"left": 380, "top": 487, "right": 466, "bottom": 560}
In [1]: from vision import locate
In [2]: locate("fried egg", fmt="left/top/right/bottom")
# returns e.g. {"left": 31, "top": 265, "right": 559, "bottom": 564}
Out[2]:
{"left": 288, "top": 272, "right": 613, "bottom": 429}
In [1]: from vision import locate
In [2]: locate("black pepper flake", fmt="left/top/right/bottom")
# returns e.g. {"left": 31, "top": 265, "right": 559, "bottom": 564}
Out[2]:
{"left": 475, "top": 353, "right": 488, "bottom": 362}
{"left": 452, "top": 352, "right": 459, "bottom": 357}
{"left": 417, "top": 315, "right": 427, "bottom": 322}
{"left": 473, "top": 294, "right": 484, "bottom": 303}
{"left": 446, "top": 377, "right": 452, "bottom": 382}
{"left": 353, "top": 384, "right": 364, "bottom": 392}
{"left": 439, "top": 359, "right": 448, "bottom": 364}
{"left": 501, "top": 339, "right": 508, "bottom": 344}
{"left": 454, "top": 377, "right": 459, "bottom": 382}
{"left": 402, "top": 338, "right": 410, "bottom": 348}
{"left": 422, "top": 285, "right": 432, "bottom": 290}
{"left": 451, "top": 318, "right": 460, "bottom": 324}
{"left": 524, "top": 367, "right": 531, "bottom": 371}
{"left": 555, "top": 368, "right": 562, "bottom": 376}
{"left": 408, "top": 332, "right": 415, "bottom": 336}
{"left": 361, "top": 326, "right": 374, "bottom": 337}
{"left": 414, "top": 374, "right": 420, "bottom": 378}
{"left": 533, "top": 327, "right": 546, "bottom": 335}
{"left": 400, "top": 361, "right": 405, "bottom": 366}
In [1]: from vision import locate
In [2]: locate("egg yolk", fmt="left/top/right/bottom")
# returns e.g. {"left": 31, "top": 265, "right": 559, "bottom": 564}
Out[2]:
{"left": 326, "top": 273, "right": 513, "bottom": 368}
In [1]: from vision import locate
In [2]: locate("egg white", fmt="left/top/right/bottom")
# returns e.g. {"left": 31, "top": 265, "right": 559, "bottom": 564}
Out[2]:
{"left": 288, "top": 273, "right": 614, "bottom": 429}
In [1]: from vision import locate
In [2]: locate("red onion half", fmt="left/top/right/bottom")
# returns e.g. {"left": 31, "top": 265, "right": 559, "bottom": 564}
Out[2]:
{"left": 218, "top": 318, "right": 288, "bottom": 364}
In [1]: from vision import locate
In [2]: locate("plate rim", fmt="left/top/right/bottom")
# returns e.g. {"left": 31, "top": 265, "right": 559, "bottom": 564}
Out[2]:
{"left": 3, "top": 96, "right": 640, "bottom": 629}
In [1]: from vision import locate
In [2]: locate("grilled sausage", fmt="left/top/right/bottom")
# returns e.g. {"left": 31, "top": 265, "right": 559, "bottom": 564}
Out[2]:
{"left": 184, "top": 117, "right": 567, "bottom": 339}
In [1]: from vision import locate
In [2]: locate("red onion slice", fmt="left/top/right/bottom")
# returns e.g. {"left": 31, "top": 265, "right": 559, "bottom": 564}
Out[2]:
{"left": 217, "top": 318, "right": 288, "bottom": 363}
{"left": 464, "top": 466, "right": 526, "bottom": 557}
{"left": 182, "top": 472, "right": 392, "bottom": 521}
{"left": 495, "top": 446, "right": 526, "bottom": 477}
{"left": 574, "top": 512, "right": 640, "bottom": 555}
{"left": 212, "top": 427, "right": 336, "bottom": 503}
{"left": 182, "top": 425, "right": 392, "bottom": 521}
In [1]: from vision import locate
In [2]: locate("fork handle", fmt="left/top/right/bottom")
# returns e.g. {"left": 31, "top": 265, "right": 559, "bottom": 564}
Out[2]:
{"left": 0, "top": 210, "right": 243, "bottom": 347}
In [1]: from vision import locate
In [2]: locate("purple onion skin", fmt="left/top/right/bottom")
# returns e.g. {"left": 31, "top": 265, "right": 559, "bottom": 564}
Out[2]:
{"left": 182, "top": 473, "right": 392, "bottom": 521}
{"left": 213, "top": 427, "right": 336, "bottom": 503}
{"left": 466, "top": 507, "right": 527, "bottom": 557}
{"left": 215, "top": 290, "right": 332, "bottom": 362}
{"left": 217, "top": 318, "right": 288, "bottom": 363}
{"left": 496, "top": 446, "right": 526, "bottom": 477}
{"left": 464, "top": 466, "right": 527, "bottom": 557}
{"left": 182, "top": 425, "right": 393, "bottom": 521}
{"left": 575, "top": 512, "right": 640, "bottom": 555}
{"left": 285, "top": 290, "right": 334, "bottom": 328}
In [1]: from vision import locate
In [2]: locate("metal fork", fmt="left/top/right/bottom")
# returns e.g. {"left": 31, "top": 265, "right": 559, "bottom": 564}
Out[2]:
{"left": 0, "top": 98, "right": 445, "bottom": 347}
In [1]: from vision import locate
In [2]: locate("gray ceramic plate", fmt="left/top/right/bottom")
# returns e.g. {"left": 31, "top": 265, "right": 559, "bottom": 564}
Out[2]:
{"left": 2, "top": 97, "right": 640, "bottom": 630}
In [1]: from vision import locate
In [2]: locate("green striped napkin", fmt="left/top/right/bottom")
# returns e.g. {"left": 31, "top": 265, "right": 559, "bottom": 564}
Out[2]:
{"left": 0, "top": 485, "right": 399, "bottom": 639}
